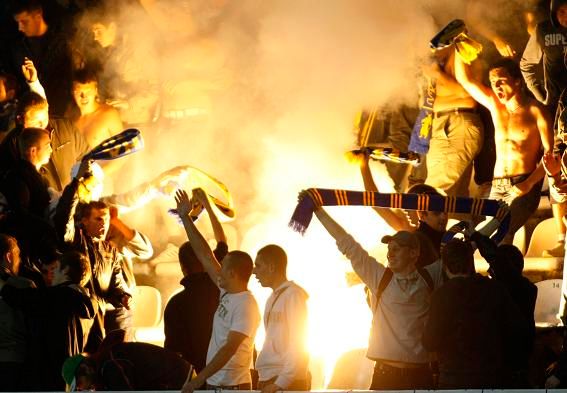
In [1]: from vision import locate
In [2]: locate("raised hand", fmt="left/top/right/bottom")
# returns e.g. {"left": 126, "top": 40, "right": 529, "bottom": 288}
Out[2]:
{"left": 192, "top": 188, "right": 209, "bottom": 206}
{"left": 175, "top": 189, "right": 192, "bottom": 217}
{"left": 543, "top": 151, "right": 562, "bottom": 177}
{"left": 21, "top": 57, "right": 38, "bottom": 83}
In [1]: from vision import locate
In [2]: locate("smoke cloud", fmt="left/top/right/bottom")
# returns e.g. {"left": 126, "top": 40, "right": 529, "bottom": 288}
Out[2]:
{"left": 82, "top": 0, "right": 532, "bottom": 387}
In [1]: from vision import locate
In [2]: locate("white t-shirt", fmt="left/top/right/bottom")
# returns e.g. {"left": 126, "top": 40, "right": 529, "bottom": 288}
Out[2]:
{"left": 206, "top": 290, "right": 260, "bottom": 386}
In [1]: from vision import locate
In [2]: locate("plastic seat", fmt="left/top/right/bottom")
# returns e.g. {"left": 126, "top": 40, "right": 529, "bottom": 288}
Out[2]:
{"left": 525, "top": 218, "right": 558, "bottom": 257}
{"left": 513, "top": 226, "right": 526, "bottom": 255}
{"left": 132, "top": 285, "right": 162, "bottom": 327}
{"left": 534, "top": 279, "right": 562, "bottom": 327}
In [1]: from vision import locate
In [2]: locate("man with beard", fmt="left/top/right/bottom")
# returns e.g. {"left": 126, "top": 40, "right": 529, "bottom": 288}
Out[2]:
{"left": 455, "top": 56, "right": 553, "bottom": 243}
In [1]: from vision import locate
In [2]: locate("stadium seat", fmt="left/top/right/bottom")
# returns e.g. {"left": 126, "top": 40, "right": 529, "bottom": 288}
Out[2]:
{"left": 534, "top": 279, "right": 562, "bottom": 327}
{"left": 526, "top": 218, "right": 557, "bottom": 257}
{"left": 513, "top": 226, "right": 527, "bottom": 255}
{"left": 132, "top": 285, "right": 162, "bottom": 327}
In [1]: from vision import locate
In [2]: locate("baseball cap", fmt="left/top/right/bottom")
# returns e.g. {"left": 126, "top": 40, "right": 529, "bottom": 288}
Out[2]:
{"left": 62, "top": 354, "right": 85, "bottom": 392}
{"left": 381, "top": 231, "right": 420, "bottom": 250}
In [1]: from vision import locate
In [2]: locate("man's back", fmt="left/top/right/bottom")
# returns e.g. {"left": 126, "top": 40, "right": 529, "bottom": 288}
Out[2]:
{"left": 164, "top": 272, "right": 219, "bottom": 372}
{"left": 1, "top": 281, "right": 96, "bottom": 390}
{"left": 97, "top": 342, "right": 190, "bottom": 390}
{"left": 423, "top": 274, "right": 527, "bottom": 388}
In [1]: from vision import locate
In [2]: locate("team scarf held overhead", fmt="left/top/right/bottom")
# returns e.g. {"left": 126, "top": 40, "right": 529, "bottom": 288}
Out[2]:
{"left": 289, "top": 188, "right": 510, "bottom": 245}
{"left": 83, "top": 128, "right": 144, "bottom": 161}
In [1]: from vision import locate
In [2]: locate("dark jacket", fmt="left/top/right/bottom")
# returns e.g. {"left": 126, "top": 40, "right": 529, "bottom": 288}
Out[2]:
{"left": 0, "top": 119, "right": 89, "bottom": 192}
{"left": 1, "top": 281, "right": 96, "bottom": 390}
{"left": 55, "top": 178, "right": 130, "bottom": 306}
{"left": 94, "top": 342, "right": 190, "bottom": 390}
{"left": 0, "top": 159, "right": 51, "bottom": 219}
{"left": 163, "top": 241, "right": 227, "bottom": 373}
{"left": 471, "top": 231, "right": 538, "bottom": 371}
{"left": 423, "top": 274, "right": 528, "bottom": 389}
{"left": 0, "top": 271, "right": 35, "bottom": 363}
{"left": 415, "top": 221, "right": 443, "bottom": 268}
{"left": 520, "top": 7, "right": 567, "bottom": 106}
{"left": 7, "top": 26, "right": 73, "bottom": 117}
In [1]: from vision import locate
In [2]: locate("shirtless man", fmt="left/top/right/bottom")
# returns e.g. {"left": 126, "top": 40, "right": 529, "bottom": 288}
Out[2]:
{"left": 72, "top": 68, "right": 122, "bottom": 148}
{"left": 455, "top": 55, "right": 553, "bottom": 243}
{"left": 422, "top": 47, "right": 484, "bottom": 197}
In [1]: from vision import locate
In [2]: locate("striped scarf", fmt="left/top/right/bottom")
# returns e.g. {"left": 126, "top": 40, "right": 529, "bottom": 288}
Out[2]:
{"left": 84, "top": 128, "right": 144, "bottom": 161}
{"left": 348, "top": 147, "right": 421, "bottom": 167}
{"left": 289, "top": 188, "right": 510, "bottom": 244}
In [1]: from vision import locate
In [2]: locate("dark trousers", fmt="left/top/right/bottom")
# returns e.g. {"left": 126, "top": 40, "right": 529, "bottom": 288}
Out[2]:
{"left": 438, "top": 371, "right": 503, "bottom": 389}
{"left": 0, "top": 361, "right": 24, "bottom": 392}
{"left": 370, "top": 361, "right": 434, "bottom": 390}
{"left": 258, "top": 373, "right": 311, "bottom": 391}
{"left": 206, "top": 383, "right": 251, "bottom": 390}
{"left": 105, "top": 306, "right": 133, "bottom": 340}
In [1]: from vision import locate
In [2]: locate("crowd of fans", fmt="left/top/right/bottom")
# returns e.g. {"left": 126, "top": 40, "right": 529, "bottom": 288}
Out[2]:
{"left": 1, "top": 0, "right": 567, "bottom": 391}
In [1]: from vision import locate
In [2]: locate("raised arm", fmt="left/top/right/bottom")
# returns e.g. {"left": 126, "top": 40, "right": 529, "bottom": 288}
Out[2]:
{"left": 175, "top": 189, "right": 221, "bottom": 284}
{"left": 454, "top": 53, "right": 494, "bottom": 109}
{"left": 53, "top": 159, "right": 91, "bottom": 244}
{"left": 423, "top": 60, "right": 464, "bottom": 94}
{"left": 359, "top": 156, "right": 412, "bottom": 231}
{"left": 21, "top": 58, "right": 46, "bottom": 99}
{"left": 465, "top": 1, "right": 516, "bottom": 57}
{"left": 314, "top": 205, "right": 385, "bottom": 290}
{"left": 193, "top": 188, "right": 227, "bottom": 244}
{"left": 313, "top": 207, "right": 349, "bottom": 240}
{"left": 520, "top": 31, "right": 546, "bottom": 103}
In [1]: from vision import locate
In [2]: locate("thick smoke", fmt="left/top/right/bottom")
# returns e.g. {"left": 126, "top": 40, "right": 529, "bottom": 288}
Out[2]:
{"left": 85, "top": 0, "right": 533, "bottom": 387}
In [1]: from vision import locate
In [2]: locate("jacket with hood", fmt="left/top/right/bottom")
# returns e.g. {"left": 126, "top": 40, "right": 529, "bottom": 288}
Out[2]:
{"left": 520, "top": 0, "right": 567, "bottom": 106}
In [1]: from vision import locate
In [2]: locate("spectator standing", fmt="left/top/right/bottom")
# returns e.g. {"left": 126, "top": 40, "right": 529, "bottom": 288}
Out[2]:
{"left": 253, "top": 244, "right": 310, "bottom": 393}
{"left": 313, "top": 205, "right": 443, "bottom": 390}
{"left": 521, "top": 0, "right": 567, "bottom": 256}
{"left": 0, "top": 251, "right": 96, "bottom": 390}
{"left": 455, "top": 55, "right": 553, "bottom": 243}
{"left": 423, "top": 239, "right": 529, "bottom": 388}
{"left": 0, "top": 235, "right": 35, "bottom": 392}
{"left": 174, "top": 189, "right": 260, "bottom": 393}
{"left": 7, "top": 0, "right": 73, "bottom": 116}
{"left": 164, "top": 188, "right": 228, "bottom": 378}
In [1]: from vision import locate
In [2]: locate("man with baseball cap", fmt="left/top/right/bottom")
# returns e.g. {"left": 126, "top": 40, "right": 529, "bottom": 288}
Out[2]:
{"left": 314, "top": 207, "right": 443, "bottom": 390}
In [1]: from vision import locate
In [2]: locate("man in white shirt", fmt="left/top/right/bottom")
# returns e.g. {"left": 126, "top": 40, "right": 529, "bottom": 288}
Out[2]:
{"left": 175, "top": 189, "right": 260, "bottom": 393}
{"left": 253, "top": 244, "right": 310, "bottom": 393}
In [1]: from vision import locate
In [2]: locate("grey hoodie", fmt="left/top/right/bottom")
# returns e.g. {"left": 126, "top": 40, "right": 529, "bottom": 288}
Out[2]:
{"left": 520, "top": 0, "right": 567, "bottom": 106}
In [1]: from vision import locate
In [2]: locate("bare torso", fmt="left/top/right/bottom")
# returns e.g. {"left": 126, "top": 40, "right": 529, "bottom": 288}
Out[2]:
{"left": 76, "top": 104, "right": 123, "bottom": 148}
{"left": 492, "top": 99, "right": 542, "bottom": 178}
{"left": 433, "top": 52, "right": 477, "bottom": 111}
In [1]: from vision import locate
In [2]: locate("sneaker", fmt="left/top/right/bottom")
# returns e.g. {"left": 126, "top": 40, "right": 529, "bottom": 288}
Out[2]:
{"left": 543, "top": 241, "right": 566, "bottom": 257}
